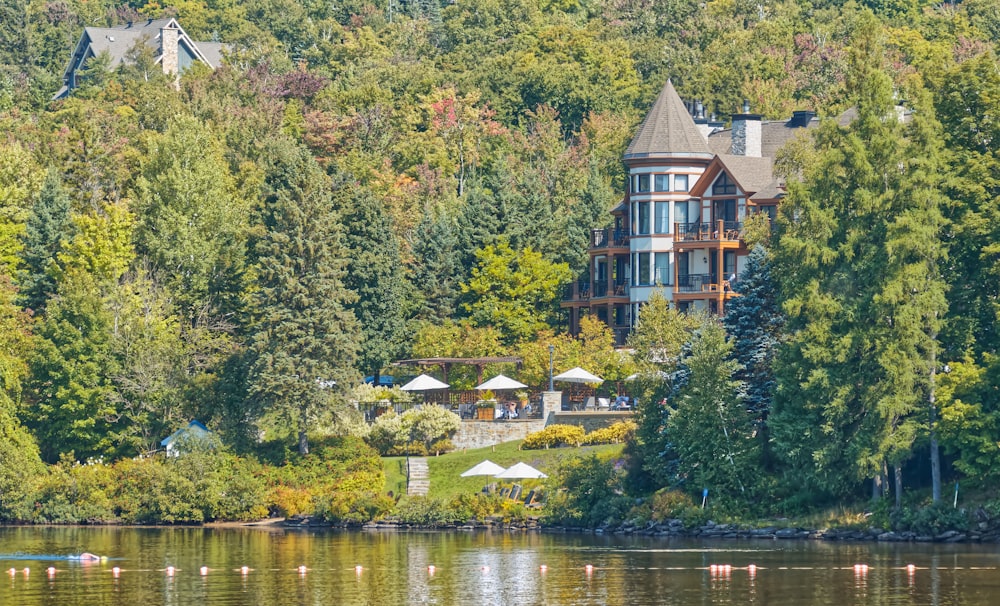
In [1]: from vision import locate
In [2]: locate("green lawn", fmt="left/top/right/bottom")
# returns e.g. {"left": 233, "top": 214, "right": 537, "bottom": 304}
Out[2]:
{"left": 383, "top": 440, "right": 625, "bottom": 500}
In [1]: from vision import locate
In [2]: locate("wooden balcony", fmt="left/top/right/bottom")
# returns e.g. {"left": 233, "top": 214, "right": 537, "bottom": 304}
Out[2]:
{"left": 590, "top": 228, "right": 629, "bottom": 251}
{"left": 562, "top": 280, "right": 591, "bottom": 305}
{"left": 590, "top": 279, "right": 629, "bottom": 300}
{"left": 674, "top": 220, "right": 743, "bottom": 248}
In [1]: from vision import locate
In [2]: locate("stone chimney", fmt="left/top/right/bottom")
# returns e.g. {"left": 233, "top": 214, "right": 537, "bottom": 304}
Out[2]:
{"left": 160, "top": 25, "right": 180, "bottom": 86}
{"left": 730, "top": 100, "right": 762, "bottom": 157}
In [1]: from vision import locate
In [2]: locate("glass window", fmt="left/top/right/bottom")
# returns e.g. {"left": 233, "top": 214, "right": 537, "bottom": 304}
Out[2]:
{"left": 654, "top": 174, "right": 670, "bottom": 192}
{"left": 637, "top": 202, "right": 650, "bottom": 235}
{"left": 654, "top": 253, "right": 671, "bottom": 286}
{"left": 654, "top": 202, "right": 670, "bottom": 234}
{"left": 637, "top": 252, "right": 651, "bottom": 286}
{"left": 674, "top": 174, "right": 688, "bottom": 192}
{"left": 758, "top": 205, "right": 777, "bottom": 222}
{"left": 724, "top": 251, "right": 737, "bottom": 278}
{"left": 674, "top": 201, "right": 689, "bottom": 226}
{"left": 713, "top": 172, "right": 737, "bottom": 195}
{"left": 636, "top": 174, "right": 651, "bottom": 192}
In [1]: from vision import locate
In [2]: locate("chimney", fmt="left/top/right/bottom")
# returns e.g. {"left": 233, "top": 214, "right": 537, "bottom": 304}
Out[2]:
{"left": 731, "top": 101, "right": 762, "bottom": 157}
{"left": 160, "top": 25, "right": 180, "bottom": 86}
{"left": 790, "top": 110, "right": 815, "bottom": 128}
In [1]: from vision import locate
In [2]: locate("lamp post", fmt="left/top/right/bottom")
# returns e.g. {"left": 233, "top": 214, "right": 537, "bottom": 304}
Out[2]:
{"left": 548, "top": 344, "right": 554, "bottom": 391}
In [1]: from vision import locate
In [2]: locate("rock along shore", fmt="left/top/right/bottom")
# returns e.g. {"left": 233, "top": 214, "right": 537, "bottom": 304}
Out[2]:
{"left": 282, "top": 516, "right": 989, "bottom": 543}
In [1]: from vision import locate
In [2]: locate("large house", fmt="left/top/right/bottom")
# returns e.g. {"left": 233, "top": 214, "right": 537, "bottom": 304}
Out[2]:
{"left": 563, "top": 81, "right": 818, "bottom": 345}
{"left": 54, "top": 18, "right": 225, "bottom": 99}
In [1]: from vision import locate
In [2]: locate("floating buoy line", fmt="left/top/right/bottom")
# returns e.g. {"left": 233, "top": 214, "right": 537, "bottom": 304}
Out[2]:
{"left": 5, "top": 562, "right": 988, "bottom": 582}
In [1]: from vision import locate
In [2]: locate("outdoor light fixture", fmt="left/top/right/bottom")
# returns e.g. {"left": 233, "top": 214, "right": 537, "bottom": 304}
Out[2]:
{"left": 548, "top": 344, "right": 555, "bottom": 391}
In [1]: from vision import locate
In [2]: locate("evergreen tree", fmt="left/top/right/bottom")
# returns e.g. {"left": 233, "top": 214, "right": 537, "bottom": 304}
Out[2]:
{"left": 668, "top": 320, "right": 758, "bottom": 500}
{"left": 722, "top": 245, "right": 782, "bottom": 433}
{"left": 247, "top": 139, "right": 360, "bottom": 455}
{"left": 771, "top": 15, "right": 948, "bottom": 503}
{"left": 337, "top": 183, "right": 406, "bottom": 382}
{"left": 410, "top": 210, "right": 462, "bottom": 324}
{"left": 19, "top": 168, "right": 73, "bottom": 313}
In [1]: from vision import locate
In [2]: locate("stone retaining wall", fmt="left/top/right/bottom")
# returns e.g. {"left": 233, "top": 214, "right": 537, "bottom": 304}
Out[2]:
{"left": 547, "top": 411, "right": 634, "bottom": 433}
{"left": 451, "top": 419, "right": 547, "bottom": 450}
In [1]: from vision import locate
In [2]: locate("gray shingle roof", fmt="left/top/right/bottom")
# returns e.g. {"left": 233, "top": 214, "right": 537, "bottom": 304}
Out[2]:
{"left": 715, "top": 155, "right": 775, "bottom": 194}
{"left": 625, "top": 81, "right": 713, "bottom": 160}
{"left": 707, "top": 117, "right": 819, "bottom": 158}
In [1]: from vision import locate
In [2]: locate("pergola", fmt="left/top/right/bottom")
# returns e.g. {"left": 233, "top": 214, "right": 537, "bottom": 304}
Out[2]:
{"left": 393, "top": 356, "right": 523, "bottom": 384}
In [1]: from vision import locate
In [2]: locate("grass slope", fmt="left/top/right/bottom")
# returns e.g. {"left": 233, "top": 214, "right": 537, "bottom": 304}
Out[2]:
{"left": 384, "top": 440, "right": 625, "bottom": 500}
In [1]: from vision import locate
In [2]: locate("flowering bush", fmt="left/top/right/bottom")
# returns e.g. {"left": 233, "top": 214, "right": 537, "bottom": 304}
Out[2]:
{"left": 521, "top": 425, "right": 586, "bottom": 449}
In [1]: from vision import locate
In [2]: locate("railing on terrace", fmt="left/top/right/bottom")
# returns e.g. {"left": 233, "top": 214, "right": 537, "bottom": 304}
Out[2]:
{"left": 357, "top": 392, "right": 546, "bottom": 423}
{"left": 563, "top": 280, "right": 591, "bottom": 302}
{"left": 676, "top": 273, "right": 721, "bottom": 293}
{"left": 592, "top": 280, "right": 608, "bottom": 298}
{"left": 590, "top": 228, "right": 629, "bottom": 249}
{"left": 674, "top": 221, "right": 743, "bottom": 243}
{"left": 613, "top": 327, "right": 630, "bottom": 347}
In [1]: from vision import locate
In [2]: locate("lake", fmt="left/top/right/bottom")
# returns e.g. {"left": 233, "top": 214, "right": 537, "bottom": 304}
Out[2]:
{"left": 1, "top": 526, "right": 998, "bottom": 604}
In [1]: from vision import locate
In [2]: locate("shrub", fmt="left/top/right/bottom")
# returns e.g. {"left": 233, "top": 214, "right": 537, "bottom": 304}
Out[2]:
{"left": 31, "top": 457, "right": 118, "bottom": 523}
{"left": 893, "top": 502, "right": 970, "bottom": 535}
{"left": 650, "top": 489, "right": 697, "bottom": 521}
{"left": 365, "top": 407, "right": 461, "bottom": 456}
{"left": 314, "top": 490, "right": 394, "bottom": 524}
{"left": 429, "top": 438, "right": 454, "bottom": 456}
{"left": 582, "top": 421, "right": 637, "bottom": 445}
{"left": 447, "top": 493, "right": 504, "bottom": 522}
{"left": 114, "top": 457, "right": 204, "bottom": 524}
{"left": 392, "top": 497, "right": 453, "bottom": 526}
{"left": 522, "top": 425, "right": 586, "bottom": 449}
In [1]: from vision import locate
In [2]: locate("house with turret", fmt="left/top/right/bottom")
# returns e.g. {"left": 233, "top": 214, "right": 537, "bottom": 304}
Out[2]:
{"left": 563, "top": 80, "right": 818, "bottom": 345}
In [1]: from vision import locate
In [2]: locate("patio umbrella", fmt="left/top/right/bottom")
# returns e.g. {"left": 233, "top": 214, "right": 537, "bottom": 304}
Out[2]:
{"left": 553, "top": 367, "right": 604, "bottom": 384}
{"left": 460, "top": 460, "right": 507, "bottom": 477}
{"left": 495, "top": 462, "right": 548, "bottom": 479}
{"left": 475, "top": 374, "right": 527, "bottom": 391}
{"left": 400, "top": 373, "right": 449, "bottom": 391}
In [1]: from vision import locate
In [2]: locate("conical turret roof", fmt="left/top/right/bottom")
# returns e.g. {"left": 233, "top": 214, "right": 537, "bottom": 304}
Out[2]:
{"left": 625, "top": 80, "right": 713, "bottom": 160}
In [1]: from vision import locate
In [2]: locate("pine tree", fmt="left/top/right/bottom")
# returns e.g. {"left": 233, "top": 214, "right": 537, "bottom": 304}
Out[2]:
{"left": 668, "top": 320, "right": 758, "bottom": 500}
{"left": 19, "top": 168, "right": 73, "bottom": 313}
{"left": 770, "top": 15, "right": 948, "bottom": 503}
{"left": 247, "top": 139, "right": 360, "bottom": 455}
{"left": 410, "top": 210, "right": 462, "bottom": 324}
{"left": 337, "top": 182, "right": 406, "bottom": 382}
{"left": 722, "top": 245, "right": 782, "bottom": 441}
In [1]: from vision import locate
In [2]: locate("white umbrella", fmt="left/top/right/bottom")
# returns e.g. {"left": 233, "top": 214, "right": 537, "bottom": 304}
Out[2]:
{"left": 460, "top": 460, "right": 507, "bottom": 477}
{"left": 553, "top": 367, "right": 604, "bottom": 384}
{"left": 495, "top": 462, "right": 548, "bottom": 479}
{"left": 475, "top": 374, "right": 527, "bottom": 391}
{"left": 400, "top": 373, "right": 449, "bottom": 391}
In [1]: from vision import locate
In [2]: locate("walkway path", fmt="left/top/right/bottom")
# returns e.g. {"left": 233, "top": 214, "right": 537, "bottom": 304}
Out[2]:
{"left": 407, "top": 457, "right": 429, "bottom": 497}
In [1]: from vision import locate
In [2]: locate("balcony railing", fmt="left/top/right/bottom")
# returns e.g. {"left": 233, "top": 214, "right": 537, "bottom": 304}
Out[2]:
{"left": 675, "top": 220, "right": 742, "bottom": 243}
{"left": 591, "top": 228, "right": 629, "bottom": 249}
{"left": 563, "top": 280, "right": 591, "bottom": 302}
{"left": 591, "top": 279, "right": 629, "bottom": 299}
{"left": 676, "top": 273, "right": 721, "bottom": 293}
{"left": 613, "top": 327, "right": 630, "bottom": 347}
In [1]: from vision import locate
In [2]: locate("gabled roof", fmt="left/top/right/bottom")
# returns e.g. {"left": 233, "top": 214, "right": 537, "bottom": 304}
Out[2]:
{"left": 690, "top": 155, "right": 775, "bottom": 198}
{"left": 56, "top": 18, "right": 224, "bottom": 99}
{"left": 625, "top": 81, "right": 713, "bottom": 160}
{"left": 706, "top": 116, "right": 819, "bottom": 158}
{"left": 750, "top": 178, "right": 785, "bottom": 203}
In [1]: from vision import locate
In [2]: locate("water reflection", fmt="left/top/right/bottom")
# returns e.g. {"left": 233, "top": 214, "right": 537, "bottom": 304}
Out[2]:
{"left": 0, "top": 528, "right": 999, "bottom": 604}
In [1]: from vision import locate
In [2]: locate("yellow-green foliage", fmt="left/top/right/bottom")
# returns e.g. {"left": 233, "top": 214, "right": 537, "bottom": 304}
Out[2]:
{"left": 521, "top": 424, "right": 586, "bottom": 449}
{"left": 582, "top": 421, "right": 637, "bottom": 445}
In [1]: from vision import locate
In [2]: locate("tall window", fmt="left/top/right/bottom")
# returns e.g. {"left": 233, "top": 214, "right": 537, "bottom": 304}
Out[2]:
{"left": 654, "top": 174, "right": 670, "bottom": 192}
{"left": 654, "top": 253, "right": 671, "bottom": 285}
{"left": 723, "top": 251, "right": 737, "bottom": 278}
{"left": 713, "top": 172, "right": 737, "bottom": 195}
{"left": 636, "top": 252, "right": 651, "bottom": 286}
{"left": 674, "top": 201, "right": 689, "bottom": 226}
{"left": 634, "top": 174, "right": 651, "bottom": 192}
{"left": 714, "top": 198, "right": 737, "bottom": 222}
{"left": 654, "top": 202, "right": 670, "bottom": 234}
{"left": 637, "top": 202, "right": 650, "bottom": 234}
{"left": 674, "top": 174, "right": 688, "bottom": 192}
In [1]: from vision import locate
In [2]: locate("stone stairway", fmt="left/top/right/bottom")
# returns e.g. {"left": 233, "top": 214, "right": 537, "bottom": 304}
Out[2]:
{"left": 407, "top": 457, "right": 430, "bottom": 497}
